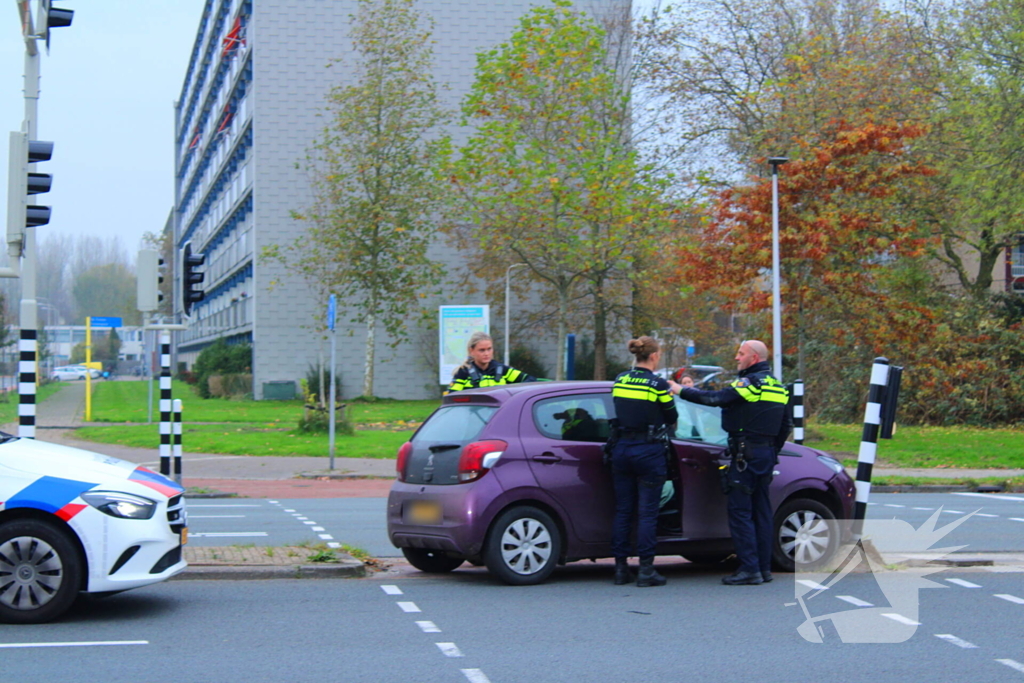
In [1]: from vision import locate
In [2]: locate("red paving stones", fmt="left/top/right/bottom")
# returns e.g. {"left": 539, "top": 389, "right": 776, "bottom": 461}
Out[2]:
{"left": 185, "top": 477, "right": 393, "bottom": 499}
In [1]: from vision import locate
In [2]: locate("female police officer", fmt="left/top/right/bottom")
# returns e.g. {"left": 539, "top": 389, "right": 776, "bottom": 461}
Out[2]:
{"left": 447, "top": 332, "right": 536, "bottom": 393}
{"left": 609, "top": 336, "right": 681, "bottom": 587}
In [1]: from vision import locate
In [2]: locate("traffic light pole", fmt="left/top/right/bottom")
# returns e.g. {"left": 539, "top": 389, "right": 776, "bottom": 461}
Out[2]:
{"left": 17, "top": 41, "right": 41, "bottom": 439}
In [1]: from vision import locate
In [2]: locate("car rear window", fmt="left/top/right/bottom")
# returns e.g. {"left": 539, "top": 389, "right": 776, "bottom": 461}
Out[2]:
{"left": 413, "top": 405, "right": 498, "bottom": 443}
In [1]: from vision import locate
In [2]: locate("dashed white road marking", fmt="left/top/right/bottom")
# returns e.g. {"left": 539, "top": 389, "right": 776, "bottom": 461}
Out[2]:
{"left": 437, "top": 642, "right": 463, "bottom": 657}
{"left": 381, "top": 585, "right": 403, "bottom": 595}
{"left": 953, "top": 493, "right": 1024, "bottom": 502}
{"left": 912, "top": 507, "right": 934, "bottom": 511}
{"left": 417, "top": 621, "right": 441, "bottom": 633}
{"left": 311, "top": 526, "right": 325, "bottom": 531}
{"left": 882, "top": 613, "right": 921, "bottom": 626}
{"left": 998, "top": 659, "right": 1024, "bottom": 674}
{"left": 941, "top": 510, "right": 966, "bottom": 514}
{"left": 946, "top": 578, "right": 981, "bottom": 588}
{"left": 462, "top": 670, "right": 492, "bottom": 683}
{"left": 283, "top": 509, "right": 295, "bottom": 512}
{"left": 327, "top": 542, "right": 341, "bottom": 549}
{"left": 1010, "top": 518, "right": 1024, "bottom": 523}
{"left": 975, "top": 513, "right": 999, "bottom": 518}
{"left": 0, "top": 640, "right": 148, "bottom": 649}
{"left": 934, "top": 634, "right": 978, "bottom": 649}
{"left": 189, "top": 515, "right": 246, "bottom": 519}
{"left": 398, "top": 601, "right": 421, "bottom": 613}
{"left": 883, "top": 504, "right": 905, "bottom": 508}
{"left": 187, "top": 504, "right": 260, "bottom": 508}
{"left": 268, "top": 500, "right": 278, "bottom": 504}
{"left": 797, "top": 580, "right": 829, "bottom": 591}
{"left": 995, "top": 594, "right": 1024, "bottom": 605}
{"left": 302, "top": 521, "right": 317, "bottom": 525}
{"left": 190, "top": 532, "right": 268, "bottom": 538}
{"left": 836, "top": 595, "right": 873, "bottom": 607}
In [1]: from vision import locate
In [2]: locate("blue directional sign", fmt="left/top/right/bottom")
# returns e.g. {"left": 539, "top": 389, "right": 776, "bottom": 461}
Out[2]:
{"left": 89, "top": 316, "right": 122, "bottom": 328}
{"left": 327, "top": 294, "right": 336, "bottom": 332}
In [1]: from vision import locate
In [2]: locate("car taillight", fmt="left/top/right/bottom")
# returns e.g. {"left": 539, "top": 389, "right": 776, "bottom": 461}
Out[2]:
{"left": 396, "top": 442, "right": 413, "bottom": 481}
{"left": 457, "top": 439, "right": 507, "bottom": 483}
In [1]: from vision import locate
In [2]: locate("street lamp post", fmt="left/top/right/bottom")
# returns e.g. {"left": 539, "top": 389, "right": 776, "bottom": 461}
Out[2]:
{"left": 768, "top": 156, "right": 788, "bottom": 381}
{"left": 504, "top": 263, "right": 527, "bottom": 366}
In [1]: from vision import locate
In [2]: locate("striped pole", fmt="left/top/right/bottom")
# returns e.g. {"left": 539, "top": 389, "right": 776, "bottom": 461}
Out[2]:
{"left": 853, "top": 357, "right": 890, "bottom": 540}
{"left": 172, "top": 399, "right": 183, "bottom": 484}
{"left": 18, "top": 329, "right": 36, "bottom": 439}
{"left": 159, "top": 331, "right": 172, "bottom": 476}
{"left": 792, "top": 379, "right": 805, "bottom": 445}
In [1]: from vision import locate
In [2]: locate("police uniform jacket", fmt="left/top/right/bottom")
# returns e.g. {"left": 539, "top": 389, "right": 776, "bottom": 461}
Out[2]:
{"left": 612, "top": 368, "right": 678, "bottom": 434}
{"left": 447, "top": 361, "right": 534, "bottom": 393}
{"left": 677, "top": 360, "right": 792, "bottom": 449}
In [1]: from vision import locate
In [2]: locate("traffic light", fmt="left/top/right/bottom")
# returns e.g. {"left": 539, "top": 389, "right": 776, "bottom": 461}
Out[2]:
{"left": 137, "top": 249, "right": 166, "bottom": 312}
{"left": 39, "top": 1, "right": 74, "bottom": 49}
{"left": 6, "top": 131, "right": 54, "bottom": 254}
{"left": 181, "top": 242, "right": 206, "bottom": 316}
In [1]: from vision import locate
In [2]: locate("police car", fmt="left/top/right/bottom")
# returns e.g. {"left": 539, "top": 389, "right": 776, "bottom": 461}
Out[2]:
{"left": 0, "top": 432, "right": 187, "bottom": 623}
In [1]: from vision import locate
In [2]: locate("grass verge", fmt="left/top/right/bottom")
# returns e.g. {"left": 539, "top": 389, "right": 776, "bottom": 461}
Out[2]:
{"left": 0, "top": 381, "right": 65, "bottom": 425}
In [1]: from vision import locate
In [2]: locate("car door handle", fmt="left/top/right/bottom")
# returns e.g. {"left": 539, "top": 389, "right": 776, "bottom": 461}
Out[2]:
{"left": 679, "top": 458, "right": 701, "bottom": 468}
{"left": 533, "top": 453, "right": 562, "bottom": 464}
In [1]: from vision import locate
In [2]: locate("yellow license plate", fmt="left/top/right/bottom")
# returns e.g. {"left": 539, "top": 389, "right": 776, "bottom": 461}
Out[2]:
{"left": 405, "top": 501, "right": 442, "bottom": 525}
{"left": 180, "top": 528, "right": 189, "bottom": 545}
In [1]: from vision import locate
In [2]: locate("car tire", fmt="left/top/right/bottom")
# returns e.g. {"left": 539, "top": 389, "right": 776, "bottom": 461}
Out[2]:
{"left": 0, "top": 519, "right": 82, "bottom": 624}
{"left": 484, "top": 506, "right": 561, "bottom": 586}
{"left": 401, "top": 548, "right": 464, "bottom": 574}
{"left": 773, "top": 498, "right": 839, "bottom": 573}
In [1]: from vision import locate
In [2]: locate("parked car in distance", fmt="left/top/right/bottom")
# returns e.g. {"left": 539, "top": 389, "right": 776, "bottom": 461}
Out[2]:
{"left": 388, "top": 381, "right": 854, "bottom": 585}
{"left": 0, "top": 433, "right": 188, "bottom": 623}
{"left": 50, "top": 365, "right": 100, "bottom": 381}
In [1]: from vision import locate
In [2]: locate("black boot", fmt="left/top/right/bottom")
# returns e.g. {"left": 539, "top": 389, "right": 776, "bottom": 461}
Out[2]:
{"left": 722, "top": 570, "right": 763, "bottom": 585}
{"left": 636, "top": 557, "right": 666, "bottom": 587}
{"left": 613, "top": 558, "right": 634, "bottom": 586}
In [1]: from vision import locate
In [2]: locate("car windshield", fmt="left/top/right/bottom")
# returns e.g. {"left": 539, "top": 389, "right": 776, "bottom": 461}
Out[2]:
{"left": 672, "top": 397, "right": 728, "bottom": 446}
{"left": 414, "top": 404, "right": 499, "bottom": 444}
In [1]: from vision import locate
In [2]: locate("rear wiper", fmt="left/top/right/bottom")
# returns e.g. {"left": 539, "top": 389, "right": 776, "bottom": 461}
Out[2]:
{"left": 428, "top": 443, "right": 461, "bottom": 453}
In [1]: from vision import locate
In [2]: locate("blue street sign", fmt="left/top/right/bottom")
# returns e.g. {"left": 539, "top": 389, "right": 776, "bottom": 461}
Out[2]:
{"left": 327, "top": 294, "right": 336, "bottom": 332}
{"left": 89, "top": 316, "right": 123, "bottom": 328}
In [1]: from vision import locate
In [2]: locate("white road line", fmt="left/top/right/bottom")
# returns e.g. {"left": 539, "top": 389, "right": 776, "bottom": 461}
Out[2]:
{"left": 0, "top": 640, "right": 148, "bottom": 649}
{"left": 189, "top": 532, "right": 269, "bottom": 538}
{"left": 398, "top": 602, "right": 421, "bottom": 613}
{"left": 883, "top": 504, "right": 905, "bottom": 508}
{"left": 283, "top": 509, "right": 295, "bottom": 512}
{"left": 268, "top": 500, "right": 278, "bottom": 504}
{"left": 318, "top": 534, "right": 334, "bottom": 540}
{"left": 188, "top": 515, "right": 246, "bottom": 519}
{"left": 836, "top": 595, "right": 873, "bottom": 607}
{"left": 436, "top": 642, "right": 463, "bottom": 657}
{"left": 417, "top": 621, "right": 441, "bottom": 633}
{"left": 1010, "top": 518, "right": 1024, "bottom": 523}
{"left": 946, "top": 578, "right": 981, "bottom": 588}
{"left": 954, "top": 492, "right": 1024, "bottom": 502}
{"left": 934, "top": 634, "right": 978, "bottom": 649}
{"left": 912, "top": 507, "right": 934, "bottom": 511}
{"left": 797, "top": 580, "right": 829, "bottom": 591}
{"left": 311, "top": 526, "right": 325, "bottom": 531}
{"left": 995, "top": 594, "right": 1024, "bottom": 605}
{"left": 998, "top": 659, "right": 1024, "bottom": 674}
{"left": 976, "top": 513, "right": 999, "bottom": 518}
{"left": 187, "top": 504, "right": 261, "bottom": 508}
{"left": 941, "top": 510, "right": 966, "bottom": 514}
{"left": 295, "top": 516, "right": 308, "bottom": 520}
{"left": 327, "top": 542, "right": 341, "bottom": 549}
{"left": 882, "top": 613, "right": 921, "bottom": 626}
{"left": 302, "top": 521, "right": 317, "bottom": 525}
{"left": 381, "top": 585, "right": 403, "bottom": 595}
{"left": 462, "top": 669, "right": 492, "bottom": 683}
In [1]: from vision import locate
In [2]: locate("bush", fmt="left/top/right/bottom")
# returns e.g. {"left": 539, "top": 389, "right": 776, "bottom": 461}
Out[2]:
{"left": 192, "top": 339, "right": 252, "bottom": 398}
{"left": 571, "top": 337, "right": 631, "bottom": 381}
{"left": 509, "top": 346, "right": 549, "bottom": 380}
{"left": 304, "top": 363, "right": 342, "bottom": 402}
{"left": 208, "top": 373, "right": 253, "bottom": 398}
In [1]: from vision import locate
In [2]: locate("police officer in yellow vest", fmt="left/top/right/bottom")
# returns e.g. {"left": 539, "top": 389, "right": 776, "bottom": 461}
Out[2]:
{"left": 447, "top": 332, "right": 536, "bottom": 393}
{"left": 676, "top": 340, "right": 792, "bottom": 585}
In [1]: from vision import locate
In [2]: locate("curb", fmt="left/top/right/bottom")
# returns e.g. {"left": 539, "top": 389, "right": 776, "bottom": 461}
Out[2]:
{"left": 296, "top": 472, "right": 395, "bottom": 480}
{"left": 871, "top": 485, "right": 973, "bottom": 493}
{"left": 173, "top": 561, "right": 366, "bottom": 581}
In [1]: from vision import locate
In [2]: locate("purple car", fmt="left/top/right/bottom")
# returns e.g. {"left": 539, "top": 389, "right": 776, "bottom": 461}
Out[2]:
{"left": 387, "top": 381, "right": 855, "bottom": 585}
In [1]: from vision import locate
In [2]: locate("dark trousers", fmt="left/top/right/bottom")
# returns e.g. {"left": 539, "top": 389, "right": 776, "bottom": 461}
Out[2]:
{"left": 611, "top": 440, "right": 667, "bottom": 559}
{"left": 726, "top": 444, "right": 775, "bottom": 574}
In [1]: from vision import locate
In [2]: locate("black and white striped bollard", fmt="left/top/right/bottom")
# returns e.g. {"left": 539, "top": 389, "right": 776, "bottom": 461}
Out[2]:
{"left": 18, "top": 328, "right": 36, "bottom": 439}
{"left": 792, "top": 379, "right": 805, "bottom": 445}
{"left": 853, "top": 357, "right": 890, "bottom": 540}
{"left": 172, "top": 399, "right": 183, "bottom": 484}
{"left": 159, "top": 331, "right": 172, "bottom": 476}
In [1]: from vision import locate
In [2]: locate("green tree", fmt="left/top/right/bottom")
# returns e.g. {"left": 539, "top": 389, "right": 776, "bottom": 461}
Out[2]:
{"left": 72, "top": 263, "right": 140, "bottom": 326}
{"left": 263, "top": 0, "right": 447, "bottom": 398}
{"left": 446, "top": 0, "right": 673, "bottom": 379}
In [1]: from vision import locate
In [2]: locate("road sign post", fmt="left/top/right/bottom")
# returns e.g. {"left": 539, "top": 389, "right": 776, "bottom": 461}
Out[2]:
{"left": 328, "top": 294, "right": 337, "bottom": 470}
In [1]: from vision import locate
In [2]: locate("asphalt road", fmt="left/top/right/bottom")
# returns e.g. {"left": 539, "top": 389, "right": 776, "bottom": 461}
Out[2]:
{"left": 1, "top": 567, "right": 1022, "bottom": 682}
{"left": 182, "top": 491, "right": 1024, "bottom": 559}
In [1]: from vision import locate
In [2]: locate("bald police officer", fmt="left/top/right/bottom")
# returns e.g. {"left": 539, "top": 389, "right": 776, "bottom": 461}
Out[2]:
{"left": 676, "top": 340, "right": 791, "bottom": 585}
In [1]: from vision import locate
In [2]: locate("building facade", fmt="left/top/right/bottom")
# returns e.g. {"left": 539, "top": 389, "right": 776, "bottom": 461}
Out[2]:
{"left": 172, "top": 0, "right": 628, "bottom": 400}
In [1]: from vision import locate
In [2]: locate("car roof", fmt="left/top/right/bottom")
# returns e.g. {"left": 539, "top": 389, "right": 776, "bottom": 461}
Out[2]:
{"left": 442, "top": 380, "right": 614, "bottom": 405}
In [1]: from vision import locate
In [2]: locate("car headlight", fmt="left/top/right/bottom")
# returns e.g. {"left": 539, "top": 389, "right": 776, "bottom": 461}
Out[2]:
{"left": 81, "top": 491, "right": 157, "bottom": 519}
{"left": 817, "top": 454, "right": 846, "bottom": 475}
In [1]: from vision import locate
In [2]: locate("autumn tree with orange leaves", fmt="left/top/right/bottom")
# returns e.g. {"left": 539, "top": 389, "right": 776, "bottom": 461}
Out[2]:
{"left": 675, "top": 120, "right": 937, "bottom": 378}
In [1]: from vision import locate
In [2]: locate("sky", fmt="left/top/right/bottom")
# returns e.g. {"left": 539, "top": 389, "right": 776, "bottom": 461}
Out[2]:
{"left": 1, "top": 0, "right": 206, "bottom": 260}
